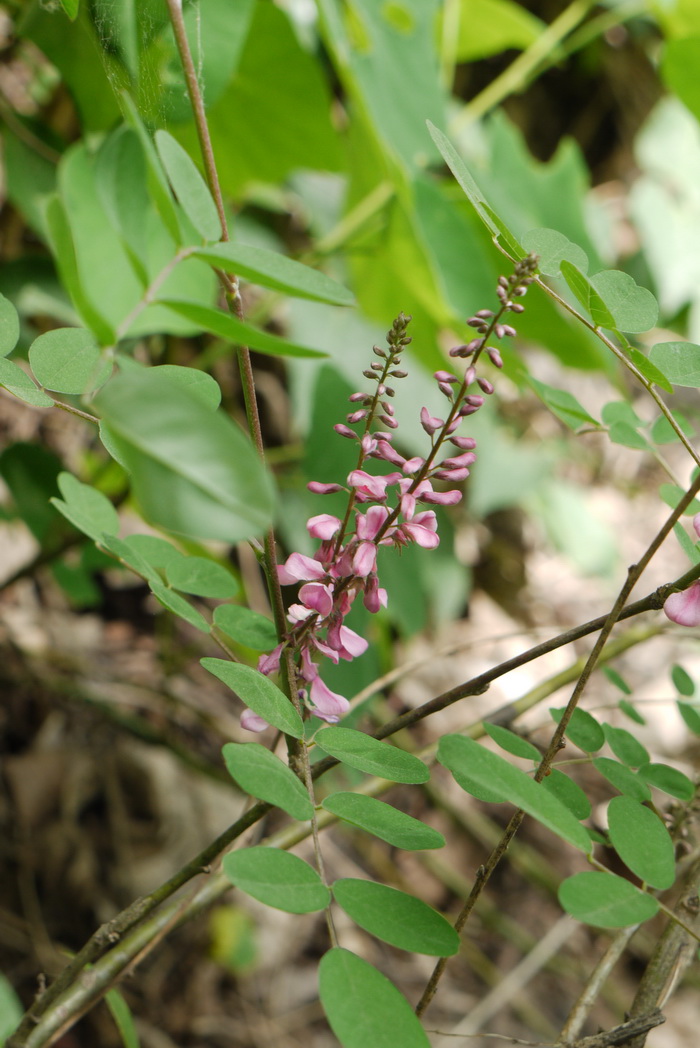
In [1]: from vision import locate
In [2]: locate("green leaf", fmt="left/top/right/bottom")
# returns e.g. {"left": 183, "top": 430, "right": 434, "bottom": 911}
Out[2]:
{"left": 315, "top": 727, "right": 429, "bottom": 784}
{"left": 148, "top": 579, "right": 210, "bottom": 633}
{"left": 559, "top": 871, "right": 658, "bottom": 928}
{"left": 483, "top": 723, "right": 541, "bottom": 761}
{"left": 638, "top": 763, "right": 695, "bottom": 802}
{"left": 94, "top": 369, "right": 275, "bottom": 543}
{"left": 659, "top": 484, "right": 700, "bottom": 516}
{"left": 165, "top": 556, "right": 238, "bottom": 599}
{"left": 332, "top": 879, "right": 459, "bottom": 956}
{"left": 427, "top": 121, "right": 519, "bottom": 247}
{"left": 155, "top": 131, "right": 221, "bottom": 243}
{"left": 121, "top": 94, "right": 181, "bottom": 245}
{"left": 124, "top": 534, "right": 184, "bottom": 571}
{"left": 190, "top": 243, "right": 354, "bottom": 306}
{"left": 662, "top": 37, "right": 700, "bottom": 124}
{"left": 560, "top": 260, "right": 615, "bottom": 329}
{"left": 607, "top": 796, "right": 676, "bottom": 890}
{"left": 0, "top": 359, "right": 54, "bottom": 408}
{"left": 222, "top": 742, "right": 314, "bottom": 820}
{"left": 672, "top": 664, "right": 695, "bottom": 696}
{"left": 0, "top": 973, "right": 23, "bottom": 1043}
{"left": 603, "top": 666, "right": 632, "bottom": 695}
{"left": 589, "top": 271, "right": 659, "bottom": 333}
{"left": 95, "top": 125, "right": 151, "bottom": 284}
{"left": 141, "top": 365, "right": 222, "bottom": 410}
{"left": 649, "top": 341, "right": 700, "bottom": 387}
{"left": 44, "top": 194, "right": 115, "bottom": 345}
{"left": 603, "top": 724, "right": 649, "bottom": 768}
{"left": 0, "top": 293, "right": 20, "bottom": 357}
{"left": 321, "top": 793, "right": 445, "bottom": 851}
{"left": 592, "top": 758, "right": 651, "bottom": 802}
{"left": 450, "top": 0, "right": 543, "bottom": 61}
{"left": 678, "top": 701, "right": 700, "bottom": 735}
{"left": 673, "top": 522, "right": 700, "bottom": 565}
{"left": 158, "top": 299, "right": 328, "bottom": 358}
{"left": 105, "top": 988, "right": 140, "bottom": 1048}
{"left": 618, "top": 700, "right": 646, "bottom": 726}
{"left": 29, "top": 327, "right": 111, "bottom": 395}
{"left": 223, "top": 847, "right": 329, "bottom": 913}
{"left": 319, "top": 948, "right": 430, "bottom": 1048}
{"left": 201, "top": 659, "right": 304, "bottom": 739}
{"left": 51, "top": 472, "right": 120, "bottom": 543}
{"left": 651, "top": 411, "right": 695, "bottom": 445}
{"left": 59, "top": 0, "right": 80, "bottom": 19}
{"left": 99, "top": 534, "right": 162, "bottom": 586}
{"left": 520, "top": 228, "right": 588, "bottom": 277}
{"left": 542, "top": 769, "right": 591, "bottom": 821}
{"left": 438, "top": 735, "right": 590, "bottom": 852}
{"left": 628, "top": 348, "right": 673, "bottom": 394}
{"left": 550, "top": 707, "right": 604, "bottom": 753}
{"left": 528, "top": 377, "right": 598, "bottom": 432}
{"left": 213, "top": 605, "right": 278, "bottom": 650}
{"left": 608, "top": 421, "right": 651, "bottom": 452}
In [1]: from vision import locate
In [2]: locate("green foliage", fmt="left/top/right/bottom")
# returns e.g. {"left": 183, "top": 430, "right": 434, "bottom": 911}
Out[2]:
{"left": 559, "top": 872, "right": 659, "bottom": 929}
{"left": 222, "top": 743, "right": 314, "bottom": 821}
{"left": 202, "top": 660, "right": 304, "bottom": 739}
{"left": 319, "top": 949, "right": 430, "bottom": 1048}
{"left": 607, "top": 796, "right": 676, "bottom": 890}
{"left": 321, "top": 793, "right": 445, "bottom": 850}
{"left": 315, "top": 727, "right": 430, "bottom": 784}
{"left": 438, "top": 735, "right": 591, "bottom": 851}
{"left": 331, "top": 880, "right": 459, "bottom": 955}
{"left": 223, "top": 847, "right": 330, "bottom": 913}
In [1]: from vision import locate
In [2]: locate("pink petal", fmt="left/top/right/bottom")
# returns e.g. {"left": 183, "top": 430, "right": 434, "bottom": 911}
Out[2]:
{"left": 356, "top": 505, "right": 389, "bottom": 540}
{"left": 278, "top": 552, "right": 327, "bottom": 585}
{"left": 241, "top": 708, "right": 270, "bottom": 733}
{"left": 309, "top": 677, "right": 350, "bottom": 722}
{"left": 258, "top": 643, "right": 283, "bottom": 676}
{"left": 307, "top": 513, "right": 342, "bottom": 540}
{"left": 694, "top": 514, "right": 700, "bottom": 540}
{"left": 363, "top": 575, "right": 388, "bottom": 613}
{"left": 308, "top": 481, "right": 344, "bottom": 494}
{"left": 419, "top": 488, "right": 463, "bottom": 505}
{"left": 347, "top": 470, "right": 389, "bottom": 500}
{"left": 664, "top": 582, "right": 700, "bottom": 627}
{"left": 352, "top": 540, "right": 377, "bottom": 577}
{"left": 402, "top": 523, "right": 440, "bottom": 548}
{"left": 420, "top": 407, "right": 443, "bottom": 435}
{"left": 338, "top": 624, "right": 368, "bottom": 658}
{"left": 299, "top": 582, "right": 334, "bottom": 616}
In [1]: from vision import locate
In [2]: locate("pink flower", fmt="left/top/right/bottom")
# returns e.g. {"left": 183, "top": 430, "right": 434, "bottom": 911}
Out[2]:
{"left": 694, "top": 514, "right": 700, "bottom": 540}
{"left": 420, "top": 407, "right": 443, "bottom": 435}
{"left": 278, "top": 552, "right": 326, "bottom": 585}
{"left": 299, "top": 582, "right": 334, "bottom": 616}
{"left": 241, "top": 708, "right": 269, "bottom": 732}
{"left": 363, "top": 575, "right": 388, "bottom": 613}
{"left": 310, "top": 677, "right": 350, "bottom": 722}
{"left": 352, "top": 540, "right": 377, "bottom": 577}
{"left": 402, "top": 510, "right": 439, "bottom": 549}
{"left": 327, "top": 619, "right": 369, "bottom": 659}
{"left": 258, "top": 643, "right": 283, "bottom": 676}
{"left": 307, "top": 514, "right": 342, "bottom": 540}
{"left": 356, "top": 505, "right": 389, "bottom": 540}
{"left": 419, "top": 488, "right": 463, "bottom": 505}
{"left": 347, "top": 470, "right": 399, "bottom": 500}
{"left": 664, "top": 582, "right": 700, "bottom": 627}
{"left": 308, "top": 481, "right": 343, "bottom": 494}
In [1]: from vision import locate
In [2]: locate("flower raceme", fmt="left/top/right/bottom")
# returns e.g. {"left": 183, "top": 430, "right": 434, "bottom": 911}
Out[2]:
{"left": 244, "top": 265, "right": 537, "bottom": 730}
